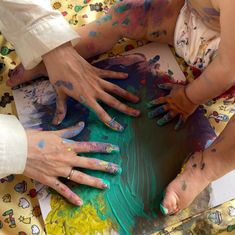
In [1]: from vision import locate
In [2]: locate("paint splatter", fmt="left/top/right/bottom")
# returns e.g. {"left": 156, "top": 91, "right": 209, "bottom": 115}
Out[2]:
{"left": 38, "top": 140, "right": 45, "bottom": 149}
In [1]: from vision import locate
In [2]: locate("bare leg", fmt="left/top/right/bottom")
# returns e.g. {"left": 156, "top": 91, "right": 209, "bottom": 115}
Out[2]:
{"left": 75, "top": 0, "right": 184, "bottom": 59}
{"left": 161, "top": 114, "right": 235, "bottom": 215}
{"left": 7, "top": 0, "right": 184, "bottom": 87}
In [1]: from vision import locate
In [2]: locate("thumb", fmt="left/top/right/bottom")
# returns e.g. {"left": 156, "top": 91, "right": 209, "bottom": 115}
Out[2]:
{"left": 55, "top": 121, "right": 85, "bottom": 139}
{"left": 52, "top": 91, "right": 67, "bottom": 125}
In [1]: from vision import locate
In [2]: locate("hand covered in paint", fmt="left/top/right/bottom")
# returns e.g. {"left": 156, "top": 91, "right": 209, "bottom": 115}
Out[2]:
{"left": 147, "top": 83, "right": 198, "bottom": 129}
{"left": 42, "top": 42, "right": 140, "bottom": 131}
{"left": 23, "top": 122, "right": 121, "bottom": 206}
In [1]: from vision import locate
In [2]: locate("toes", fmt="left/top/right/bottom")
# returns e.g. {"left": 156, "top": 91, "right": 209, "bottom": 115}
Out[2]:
{"left": 161, "top": 190, "right": 179, "bottom": 215}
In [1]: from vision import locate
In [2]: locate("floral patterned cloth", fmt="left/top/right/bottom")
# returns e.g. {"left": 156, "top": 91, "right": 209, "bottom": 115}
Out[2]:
{"left": 0, "top": 1, "right": 234, "bottom": 234}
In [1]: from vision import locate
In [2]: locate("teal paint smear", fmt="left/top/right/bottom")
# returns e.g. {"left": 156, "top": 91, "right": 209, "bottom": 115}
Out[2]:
{"left": 122, "top": 17, "right": 130, "bottom": 26}
{"left": 115, "top": 3, "right": 131, "bottom": 13}
{"left": 96, "top": 14, "right": 112, "bottom": 24}
{"left": 40, "top": 53, "right": 216, "bottom": 234}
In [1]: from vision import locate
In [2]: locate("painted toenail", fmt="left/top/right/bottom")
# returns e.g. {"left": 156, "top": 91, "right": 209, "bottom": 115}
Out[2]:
{"left": 160, "top": 203, "right": 169, "bottom": 215}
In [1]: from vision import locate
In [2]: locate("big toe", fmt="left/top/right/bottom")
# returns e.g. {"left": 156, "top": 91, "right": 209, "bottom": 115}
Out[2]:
{"left": 161, "top": 188, "right": 179, "bottom": 215}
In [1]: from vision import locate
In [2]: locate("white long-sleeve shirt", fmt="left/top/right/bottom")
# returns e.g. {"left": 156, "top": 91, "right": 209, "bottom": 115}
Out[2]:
{"left": 0, "top": 0, "right": 80, "bottom": 178}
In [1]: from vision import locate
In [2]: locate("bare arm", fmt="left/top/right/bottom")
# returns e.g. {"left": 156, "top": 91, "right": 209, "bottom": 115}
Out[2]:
{"left": 186, "top": 0, "right": 235, "bottom": 104}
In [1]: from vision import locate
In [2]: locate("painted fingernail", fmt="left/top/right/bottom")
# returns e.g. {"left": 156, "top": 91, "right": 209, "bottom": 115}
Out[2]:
{"left": 160, "top": 203, "right": 169, "bottom": 215}
{"left": 105, "top": 144, "right": 120, "bottom": 153}
{"left": 147, "top": 100, "right": 158, "bottom": 108}
{"left": 98, "top": 161, "right": 122, "bottom": 174}
{"left": 101, "top": 179, "right": 111, "bottom": 189}
{"left": 148, "top": 107, "right": 165, "bottom": 119}
{"left": 157, "top": 118, "right": 167, "bottom": 126}
{"left": 106, "top": 118, "right": 124, "bottom": 132}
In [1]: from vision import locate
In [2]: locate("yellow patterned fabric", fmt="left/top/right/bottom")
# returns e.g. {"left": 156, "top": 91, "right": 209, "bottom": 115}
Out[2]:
{"left": 0, "top": 1, "right": 234, "bottom": 234}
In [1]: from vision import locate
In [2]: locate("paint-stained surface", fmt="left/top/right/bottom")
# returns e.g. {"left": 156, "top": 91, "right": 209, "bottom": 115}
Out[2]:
{"left": 1, "top": 1, "right": 235, "bottom": 235}
{"left": 14, "top": 44, "right": 217, "bottom": 234}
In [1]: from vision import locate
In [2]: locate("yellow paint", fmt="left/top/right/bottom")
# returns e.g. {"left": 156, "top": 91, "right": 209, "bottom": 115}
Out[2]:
{"left": 45, "top": 194, "right": 113, "bottom": 235}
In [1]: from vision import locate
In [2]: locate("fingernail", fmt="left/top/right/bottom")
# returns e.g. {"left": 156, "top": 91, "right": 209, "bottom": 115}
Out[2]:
{"left": 102, "top": 179, "right": 111, "bottom": 189}
{"left": 148, "top": 107, "right": 165, "bottom": 119}
{"left": 133, "top": 110, "right": 141, "bottom": 116}
{"left": 116, "top": 167, "right": 122, "bottom": 175}
{"left": 52, "top": 116, "right": 62, "bottom": 125}
{"left": 105, "top": 144, "right": 120, "bottom": 153}
{"left": 106, "top": 118, "right": 124, "bottom": 132}
{"left": 160, "top": 203, "right": 169, "bottom": 215}
{"left": 76, "top": 199, "right": 83, "bottom": 206}
{"left": 157, "top": 118, "right": 167, "bottom": 126}
{"left": 147, "top": 100, "right": 157, "bottom": 109}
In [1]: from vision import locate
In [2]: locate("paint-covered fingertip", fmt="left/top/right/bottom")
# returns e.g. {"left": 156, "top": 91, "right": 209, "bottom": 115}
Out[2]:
{"left": 160, "top": 203, "right": 169, "bottom": 215}
{"left": 101, "top": 179, "right": 111, "bottom": 189}
{"left": 106, "top": 144, "right": 120, "bottom": 153}
{"left": 157, "top": 119, "right": 166, "bottom": 126}
{"left": 105, "top": 118, "right": 125, "bottom": 132}
{"left": 52, "top": 116, "right": 63, "bottom": 125}
{"left": 116, "top": 167, "right": 122, "bottom": 175}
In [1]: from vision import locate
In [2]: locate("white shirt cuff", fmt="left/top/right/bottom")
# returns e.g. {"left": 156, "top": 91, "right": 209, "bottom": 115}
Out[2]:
{"left": 0, "top": 115, "right": 27, "bottom": 178}
{"left": 8, "top": 14, "right": 79, "bottom": 69}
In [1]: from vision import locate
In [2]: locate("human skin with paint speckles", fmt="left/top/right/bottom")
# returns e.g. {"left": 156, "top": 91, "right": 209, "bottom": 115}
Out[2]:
{"left": 8, "top": 0, "right": 235, "bottom": 215}
{"left": 24, "top": 122, "right": 122, "bottom": 206}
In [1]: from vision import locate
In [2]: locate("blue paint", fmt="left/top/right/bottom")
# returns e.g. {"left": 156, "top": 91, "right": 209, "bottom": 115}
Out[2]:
{"left": 89, "top": 31, "right": 98, "bottom": 37}
{"left": 144, "top": 0, "right": 151, "bottom": 12}
{"left": 38, "top": 139, "right": 45, "bottom": 149}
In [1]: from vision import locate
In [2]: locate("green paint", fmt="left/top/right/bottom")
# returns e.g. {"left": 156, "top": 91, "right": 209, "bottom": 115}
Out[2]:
{"left": 96, "top": 15, "right": 112, "bottom": 24}
{"left": 160, "top": 204, "right": 168, "bottom": 215}
{"left": 115, "top": 3, "right": 131, "bottom": 13}
{"left": 102, "top": 179, "right": 111, "bottom": 189}
{"left": 122, "top": 17, "right": 130, "bottom": 26}
{"left": 112, "top": 21, "right": 119, "bottom": 27}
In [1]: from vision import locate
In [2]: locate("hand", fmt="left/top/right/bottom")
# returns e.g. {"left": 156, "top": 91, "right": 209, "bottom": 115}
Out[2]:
{"left": 23, "top": 122, "right": 122, "bottom": 206}
{"left": 42, "top": 43, "right": 140, "bottom": 132}
{"left": 147, "top": 83, "right": 198, "bottom": 129}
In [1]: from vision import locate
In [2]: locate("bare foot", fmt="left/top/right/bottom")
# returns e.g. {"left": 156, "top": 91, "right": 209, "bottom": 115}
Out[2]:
{"left": 160, "top": 151, "right": 217, "bottom": 215}
{"left": 7, "top": 62, "right": 47, "bottom": 87}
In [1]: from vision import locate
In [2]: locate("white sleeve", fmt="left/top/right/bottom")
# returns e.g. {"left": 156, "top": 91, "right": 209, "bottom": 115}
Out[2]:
{"left": 0, "top": 0, "right": 79, "bottom": 69}
{"left": 0, "top": 114, "right": 27, "bottom": 179}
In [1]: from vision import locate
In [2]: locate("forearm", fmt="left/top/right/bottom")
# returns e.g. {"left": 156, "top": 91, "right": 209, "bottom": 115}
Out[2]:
{"left": 185, "top": 55, "right": 235, "bottom": 104}
{"left": 0, "top": 115, "right": 27, "bottom": 178}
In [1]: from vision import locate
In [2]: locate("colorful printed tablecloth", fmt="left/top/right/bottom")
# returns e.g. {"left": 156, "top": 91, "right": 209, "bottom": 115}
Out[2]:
{"left": 0, "top": 1, "right": 234, "bottom": 234}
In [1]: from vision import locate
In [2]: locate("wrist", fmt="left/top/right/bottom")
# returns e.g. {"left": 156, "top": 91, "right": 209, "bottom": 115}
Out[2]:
{"left": 42, "top": 42, "right": 73, "bottom": 62}
{"left": 185, "top": 84, "right": 201, "bottom": 105}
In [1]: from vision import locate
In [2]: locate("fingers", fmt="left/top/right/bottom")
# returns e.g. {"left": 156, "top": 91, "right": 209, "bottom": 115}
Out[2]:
{"left": 157, "top": 111, "right": 177, "bottom": 126}
{"left": 102, "top": 80, "right": 140, "bottom": 103}
{"left": 70, "top": 170, "right": 111, "bottom": 190}
{"left": 147, "top": 97, "right": 167, "bottom": 108}
{"left": 52, "top": 92, "right": 67, "bottom": 125}
{"left": 174, "top": 115, "right": 185, "bottom": 131}
{"left": 94, "top": 67, "right": 128, "bottom": 79}
{"left": 158, "top": 83, "right": 174, "bottom": 90}
{"left": 101, "top": 92, "right": 140, "bottom": 117}
{"left": 55, "top": 121, "right": 85, "bottom": 138}
{"left": 89, "top": 100, "right": 124, "bottom": 132}
{"left": 51, "top": 179, "right": 83, "bottom": 206}
{"left": 63, "top": 141, "right": 120, "bottom": 154}
{"left": 148, "top": 105, "right": 169, "bottom": 119}
{"left": 73, "top": 156, "right": 122, "bottom": 174}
